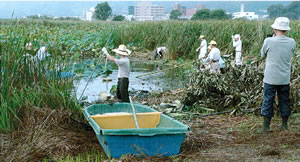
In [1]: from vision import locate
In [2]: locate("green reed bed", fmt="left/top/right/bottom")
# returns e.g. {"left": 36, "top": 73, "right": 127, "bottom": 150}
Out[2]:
{"left": 1, "top": 19, "right": 299, "bottom": 132}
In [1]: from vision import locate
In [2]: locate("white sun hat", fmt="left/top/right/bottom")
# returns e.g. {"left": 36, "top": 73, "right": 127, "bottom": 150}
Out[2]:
{"left": 112, "top": 44, "right": 131, "bottom": 56}
{"left": 271, "top": 17, "right": 291, "bottom": 31}
{"left": 234, "top": 34, "right": 240, "bottom": 39}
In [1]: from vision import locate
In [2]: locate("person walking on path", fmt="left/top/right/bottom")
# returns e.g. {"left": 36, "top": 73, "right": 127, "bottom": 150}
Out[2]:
{"left": 208, "top": 40, "right": 221, "bottom": 74}
{"left": 196, "top": 35, "right": 207, "bottom": 60}
{"left": 102, "top": 45, "right": 131, "bottom": 102}
{"left": 232, "top": 34, "right": 242, "bottom": 67}
{"left": 260, "top": 17, "right": 296, "bottom": 133}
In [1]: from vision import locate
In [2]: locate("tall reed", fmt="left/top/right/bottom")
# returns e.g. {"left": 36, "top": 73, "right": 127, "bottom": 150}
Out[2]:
{"left": 1, "top": 19, "right": 299, "bottom": 132}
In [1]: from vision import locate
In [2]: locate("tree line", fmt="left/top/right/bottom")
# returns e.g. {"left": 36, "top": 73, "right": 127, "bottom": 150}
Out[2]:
{"left": 170, "top": 9, "right": 230, "bottom": 20}
{"left": 267, "top": 2, "right": 300, "bottom": 20}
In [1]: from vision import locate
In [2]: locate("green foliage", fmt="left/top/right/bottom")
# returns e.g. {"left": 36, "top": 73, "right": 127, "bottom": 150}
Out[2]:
{"left": 170, "top": 10, "right": 182, "bottom": 20}
{"left": 210, "top": 9, "right": 229, "bottom": 20}
{"left": 112, "top": 15, "right": 125, "bottom": 21}
{"left": 191, "top": 9, "right": 210, "bottom": 20}
{"left": 191, "top": 9, "right": 228, "bottom": 20}
{"left": 0, "top": 19, "right": 299, "bottom": 132}
{"left": 268, "top": 2, "right": 300, "bottom": 20}
{"left": 267, "top": 4, "right": 285, "bottom": 18}
{"left": 94, "top": 2, "right": 112, "bottom": 21}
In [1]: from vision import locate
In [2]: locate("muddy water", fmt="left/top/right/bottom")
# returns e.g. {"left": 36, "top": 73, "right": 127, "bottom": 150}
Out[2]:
{"left": 74, "top": 61, "right": 185, "bottom": 103}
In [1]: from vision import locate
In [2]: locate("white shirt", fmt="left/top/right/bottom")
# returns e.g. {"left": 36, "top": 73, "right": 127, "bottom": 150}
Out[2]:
{"left": 36, "top": 46, "right": 51, "bottom": 61}
{"left": 200, "top": 39, "right": 207, "bottom": 54}
{"left": 209, "top": 48, "right": 221, "bottom": 61}
{"left": 114, "top": 57, "right": 130, "bottom": 78}
{"left": 233, "top": 40, "right": 242, "bottom": 52}
{"left": 157, "top": 47, "right": 167, "bottom": 54}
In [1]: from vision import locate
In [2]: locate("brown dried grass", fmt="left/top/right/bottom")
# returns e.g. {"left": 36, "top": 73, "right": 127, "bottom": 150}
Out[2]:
{"left": 0, "top": 107, "right": 101, "bottom": 161}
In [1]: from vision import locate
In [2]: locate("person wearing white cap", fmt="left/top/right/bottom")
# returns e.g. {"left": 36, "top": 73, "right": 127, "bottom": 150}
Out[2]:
{"left": 196, "top": 35, "right": 207, "bottom": 60}
{"left": 260, "top": 17, "right": 296, "bottom": 133}
{"left": 102, "top": 45, "right": 131, "bottom": 102}
{"left": 208, "top": 40, "right": 221, "bottom": 74}
{"left": 232, "top": 34, "right": 242, "bottom": 66}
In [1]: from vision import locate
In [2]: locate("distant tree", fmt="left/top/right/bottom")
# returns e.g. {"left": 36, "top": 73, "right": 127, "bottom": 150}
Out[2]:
{"left": 94, "top": 2, "right": 112, "bottom": 20}
{"left": 170, "top": 10, "right": 182, "bottom": 20}
{"left": 267, "top": 2, "right": 300, "bottom": 20}
{"left": 210, "top": 9, "right": 228, "bottom": 20}
{"left": 112, "top": 15, "right": 125, "bottom": 21}
{"left": 284, "top": 1, "right": 300, "bottom": 19}
{"left": 191, "top": 9, "right": 210, "bottom": 20}
{"left": 267, "top": 4, "right": 285, "bottom": 18}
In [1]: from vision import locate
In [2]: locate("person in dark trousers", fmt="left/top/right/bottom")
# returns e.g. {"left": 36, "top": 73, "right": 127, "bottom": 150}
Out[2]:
{"left": 260, "top": 17, "right": 296, "bottom": 133}
{"left": 102, "top": 45, "right": 131, "bottom": 102}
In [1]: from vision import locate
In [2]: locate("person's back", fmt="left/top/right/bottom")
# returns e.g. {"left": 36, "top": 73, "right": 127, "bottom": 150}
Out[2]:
{"left": 261, "top": 36, "right": 296, "bottom": 85}
{"left": 260, "top": 17, "right": 297, "bottom": 133}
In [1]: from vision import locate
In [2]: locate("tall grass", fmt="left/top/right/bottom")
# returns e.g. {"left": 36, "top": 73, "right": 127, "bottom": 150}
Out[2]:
{"left": 0, "top": 20, "right": 81, "bottom": 132}
{"left": 0, "top": 19, "right": 299, "bottom": 132}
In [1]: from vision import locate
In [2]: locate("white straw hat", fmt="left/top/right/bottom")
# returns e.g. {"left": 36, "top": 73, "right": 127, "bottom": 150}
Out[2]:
{"left": 209, "top": 40, "right": 217, "bottom": 45}
{"left": 271, "top": 17, "right": 291, "bottom": 31}
{"left": 112, "top": 44, "right": 131, "bottom": 56}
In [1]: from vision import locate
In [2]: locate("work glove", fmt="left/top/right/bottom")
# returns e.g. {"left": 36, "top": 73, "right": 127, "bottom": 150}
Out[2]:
{"left": 196, "top": 47, "right": 200, "bottom": 52}
{"left": 101, "top": 47, "right": 107, "bottom": 54}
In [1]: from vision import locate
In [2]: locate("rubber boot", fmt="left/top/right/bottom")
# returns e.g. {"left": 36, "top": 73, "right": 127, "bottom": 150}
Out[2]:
{"left": 280, "top": 117, "right": 288, "bottom": 131}
{"left": 260, "top": 116, "right": 271, "bottom": 133}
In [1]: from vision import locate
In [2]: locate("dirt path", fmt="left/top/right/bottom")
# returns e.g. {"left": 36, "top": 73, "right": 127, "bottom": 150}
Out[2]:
{"left": 178, "top": 115, "right": 300, "bottom": 161}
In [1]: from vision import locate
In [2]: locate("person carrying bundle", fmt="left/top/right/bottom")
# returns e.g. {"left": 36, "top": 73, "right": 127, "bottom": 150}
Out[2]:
{"left": 196, "top": 35, "right": 207, "bottom": 60}
{"left": 260, "top": 17, "right": 296, "bottom": 133}
{"left": 232, "top": 34, "right": 242, "bottom": 67}
{"left": 102, "top": 45, "right": 131, "bottom": 102}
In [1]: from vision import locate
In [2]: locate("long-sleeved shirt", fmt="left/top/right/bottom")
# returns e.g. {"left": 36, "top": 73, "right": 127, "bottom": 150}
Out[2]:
{"left": 200, "top": 39, "right": 207, "bottom": 55}
{"left": 209, "top": 47, "right": 221, "bottom": 61}
{"left": 261, "top": 35, "right": 296, "bottom": 85}
{"left": 233, "top": 40, "right": 242, "bottom": 52}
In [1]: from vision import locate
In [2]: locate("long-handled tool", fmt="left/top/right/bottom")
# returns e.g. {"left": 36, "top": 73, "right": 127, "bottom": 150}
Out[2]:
{"left": 79, "top": 28, "right": 114, "bottom": 101}
{"left": 129, "top": 96, "right": 139, "bottom": 129}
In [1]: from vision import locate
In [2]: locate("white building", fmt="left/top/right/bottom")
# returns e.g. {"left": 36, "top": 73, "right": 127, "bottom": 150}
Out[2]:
{"left": 85, "top": 7, "right": 95, "bottom": 21}
{"left": 133, "top": 2, "right": 167, "bottom": 21}
{"left": 232, "top": 4, "right": 259, "bottom": 20}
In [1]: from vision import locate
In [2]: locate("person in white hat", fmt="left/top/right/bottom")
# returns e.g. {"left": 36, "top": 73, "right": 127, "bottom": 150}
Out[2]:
{"left": 196, "top": 35, "right": 207, "bottom": 60}
{"left": 208, "top": 40, "right": 221, "bottom": 74}
{"left": 260, "top": 17, "right": 296, "bottom": 133}
{"left": 102, "top": 45, "right": 131, "bottom": 102}
{"left": 232, "top": 34, "right": 242, "bottom": 67}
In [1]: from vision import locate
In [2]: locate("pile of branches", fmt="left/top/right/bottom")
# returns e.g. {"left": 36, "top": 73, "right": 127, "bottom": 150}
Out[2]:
{"left": 183, "top": 56, "right": 300, "bottom": 112}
